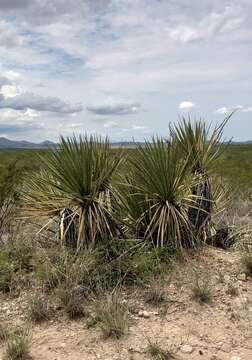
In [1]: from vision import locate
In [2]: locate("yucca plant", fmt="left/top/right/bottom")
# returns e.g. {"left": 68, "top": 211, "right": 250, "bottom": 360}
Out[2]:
{"left": 119, "top": 137, "right": 200, "bottom": 250}
{"left": 170, "top": 115, "right": 231, "bottom": 239}
{"left": 21, "top": 135, "right": 123, "bottom": 250}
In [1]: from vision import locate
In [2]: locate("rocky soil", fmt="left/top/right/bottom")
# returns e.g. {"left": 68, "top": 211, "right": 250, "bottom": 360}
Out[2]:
{"left": 0, "top": 247, "right": 251, "bottom": 360}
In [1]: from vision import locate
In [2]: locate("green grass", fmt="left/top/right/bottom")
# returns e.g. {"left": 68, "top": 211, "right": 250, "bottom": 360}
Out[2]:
{"left": 214, "top": 144, "right": 252, "bottom": 192}
{"left": 0, "top": 149, "right": 46, "bottom": 176}
{"left": 0, "top": 144, "right": 252, "bottom": 191}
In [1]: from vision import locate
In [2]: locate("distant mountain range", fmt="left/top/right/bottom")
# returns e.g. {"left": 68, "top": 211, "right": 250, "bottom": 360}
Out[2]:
{"left": 0, "top": 137, "right": 55, "bottom": 149}
{"left": 0, "top": 137, "right": 146, "bottom": 149}
{"left": 0, "top": 137, "right": 251, "bottom": 149}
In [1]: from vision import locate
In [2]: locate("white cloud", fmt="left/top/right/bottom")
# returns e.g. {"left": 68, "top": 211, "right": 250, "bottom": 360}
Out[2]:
{"left": 0, "top": 92, "right": 83, "bottom": 113}
{"left": 103, "top": 121, "right": 118, "bottom": 128}
{"left": 132, "top": 125, "right": 147, "bottom": 130}
{"left": 216, "top": 105, "right": 243, "bottom": 114}
{"left": 0, "top": 84, "right": 22, "bottom": 98}
{"left": 169, "top": 4, "right": 245, "bottom": 43}
{"left": 4, "top": 70, "right": 21, "bottom": 81}
{"left": 0, "top": 19, "right": 24, "bottom": 48}
{"left": 0, "top": 108, "right": 40, "bottom": 124}
{"left": 87, "top": 98, "right": 141, "bottom": 116}
{"left": 241, "top": 107, "right": 252, "bottom": 113}
{"left": 216, "top": 106, "right": 229, "bottom": 114}
{"left": 179, "top": 101, "right": 195, "bottom": 112}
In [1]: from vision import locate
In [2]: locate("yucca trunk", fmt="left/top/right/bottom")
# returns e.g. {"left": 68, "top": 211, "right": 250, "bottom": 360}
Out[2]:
{"left": 188, "top": 167, "right": 213, "bottom": 241}
{"left": 60, "top": 208, "right": 78, "bottom": 249}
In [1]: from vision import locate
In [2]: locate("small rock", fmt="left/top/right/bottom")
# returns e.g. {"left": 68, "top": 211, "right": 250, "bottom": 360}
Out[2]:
{"left": 180, "top": 345, "right": 193, "bottom": 354}
{"left": 216, "top": 342, "right": 223, "bottom": 350}
{"left": 221, "top": 343, "right": 231, "bottom": 353}
{"left": 237, "top": 273, "right": 246, "bottom": 281}
{"left": 138, "top": 310, "right": 150, "bottom": 318}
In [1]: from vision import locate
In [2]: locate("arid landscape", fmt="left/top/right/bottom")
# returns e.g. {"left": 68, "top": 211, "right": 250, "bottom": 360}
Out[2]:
{"left": 0, "top": 119, "right": 251, "bottom": 360}
{"left": 1, "top": 1, "right": 252, "bottom": 358}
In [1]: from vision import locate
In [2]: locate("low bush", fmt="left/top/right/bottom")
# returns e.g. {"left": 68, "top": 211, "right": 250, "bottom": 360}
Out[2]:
{"left": 33, "top": 239, "right": 175, "bottom": 300}
{"left": 0, "top": 255, "right": 15, "bottom": 292}
{"left": 0, "top": 242, "right": 33, "bottom": 293}
{"left": 99, "top": 238, "right": 175, "bottom": 286}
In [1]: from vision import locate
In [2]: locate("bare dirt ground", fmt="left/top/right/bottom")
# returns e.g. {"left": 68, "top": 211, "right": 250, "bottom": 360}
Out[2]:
{"left": 0, "top": 247, "right": 251, "bottom": 360}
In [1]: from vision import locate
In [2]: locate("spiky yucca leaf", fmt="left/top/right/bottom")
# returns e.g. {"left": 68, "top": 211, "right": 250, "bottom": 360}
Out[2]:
{"left": 170, "top": 115, "right": 232, "bottom": 170}
{"left": 170, "top": 116, "right": 231, "bottom": 238}
{"left": 119, "top": 138, "right": 200, "bottom": 250}
{"left": 21, "top": 135, "right": 123, "bottom": 249}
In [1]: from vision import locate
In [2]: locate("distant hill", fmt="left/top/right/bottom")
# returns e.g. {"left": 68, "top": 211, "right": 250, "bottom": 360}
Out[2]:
{"left": 0, "top": 138, "right": 145, "bottom": 149}
{"left": 0, "top": 137, "right": 55, "bottom": 149}
{"left": 0, "top": 137, "right": 251, "bottom": 149}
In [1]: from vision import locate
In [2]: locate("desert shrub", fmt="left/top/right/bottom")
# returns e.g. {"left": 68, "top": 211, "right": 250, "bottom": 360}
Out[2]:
{"left": 99, "top": 238, "right": 175, "bottom": 286}
{"left": 21, "top": 135, "right": 123, "bottom": 249}
{"left": 5, "top": 328, "right": 31, "bottom": 360}
{"left": 93, "top": 291, "right": 128, "bottom": 338}
{"left": 0, "top": 254, "right": 15, "bottom": 292}
{"left": 1, "top": 242, "right": 33, "bottom": 272}
{"left": 241, "top": 253, "right": 252, "bottom": 276}
{"left": 146, "top": 338, "right": 175, "bottom": 359}
{"left": 0, "top": 242, "right": 33, "bottom": 293}
{"left": 34, "top": 239, "right": 174, "bottom": 297}
{"left": 27, "top": 293, "right": 50, "bottom": 323}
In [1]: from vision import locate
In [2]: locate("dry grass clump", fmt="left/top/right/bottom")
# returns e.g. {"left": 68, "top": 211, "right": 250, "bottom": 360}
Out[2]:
{"left": 190, "top": 269, "right": 212, "bottom": 304}
{"left": 226, "top": 284, "right": 239, "bottom": 297}
{"left": 5, "top": 328, "right": 31, "bottom": 360}
{"left": 241, "top": 253, "right": 252, "bottom": 276}
{"left": 145, "top": 277, "right": 166, "bottom": 305}
{"left": 27, "top": 293, "right": 50, "bottom": 323}
{"left": 93, "top": 291, "right": 128, "bottom": 338}
{"left": 146, "top": 338, "right": 175, "bottom": 359}
{"left": 0, "top": 322, "right": 9, "bottom": 342}
{"left": 57, "top": 286, "right": 87, "bottom": 319}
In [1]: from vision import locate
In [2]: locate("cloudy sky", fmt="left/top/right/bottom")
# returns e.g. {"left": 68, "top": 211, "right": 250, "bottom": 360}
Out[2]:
{"left": 0, "top": 0, "right": 251, "bottom": 142}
